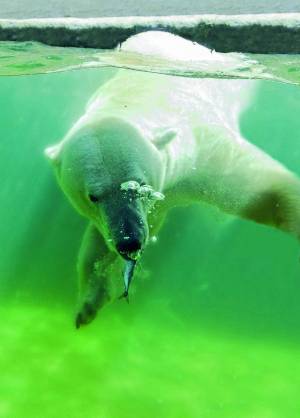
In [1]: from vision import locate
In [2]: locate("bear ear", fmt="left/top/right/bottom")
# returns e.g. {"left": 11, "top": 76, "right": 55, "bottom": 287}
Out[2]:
{"left": 153, "top": 128, "right": 177, "bottom": 150}
{"left": 44, "top": 143, "right": 61, "bottom": 165}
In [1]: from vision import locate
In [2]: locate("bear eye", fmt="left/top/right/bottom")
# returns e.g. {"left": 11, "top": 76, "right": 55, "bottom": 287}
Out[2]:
{"left": 88, "top": 194, "right": 99, "bottom": 203}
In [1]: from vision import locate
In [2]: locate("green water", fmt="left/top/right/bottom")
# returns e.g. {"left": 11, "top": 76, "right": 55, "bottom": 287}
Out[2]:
{"left": 1, "top": 69, "right": 300, "bottom": 417}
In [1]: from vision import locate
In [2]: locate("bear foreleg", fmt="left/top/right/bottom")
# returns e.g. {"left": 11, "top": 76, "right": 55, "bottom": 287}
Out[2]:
{"left": 75, "top": 223, "right": 117, "bottom": 328}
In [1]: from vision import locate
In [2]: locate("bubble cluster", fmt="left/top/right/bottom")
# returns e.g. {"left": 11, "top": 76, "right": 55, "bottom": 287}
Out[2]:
{"left": 120, "top": 181, "right": 165, "bottom": 202}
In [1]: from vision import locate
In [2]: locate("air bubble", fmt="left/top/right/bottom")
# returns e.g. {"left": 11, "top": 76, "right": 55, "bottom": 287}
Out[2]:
{"left": 120, "top": 180, "right": 164, "bottom": 203}
{"left": 120, "top": 180, "right": 140, "bottom": 191}
{"left": 140, "top": 185, "right": 153, "bottom": 195}
{"left": 152, "top": 191, "right": 165, "bottom": 201}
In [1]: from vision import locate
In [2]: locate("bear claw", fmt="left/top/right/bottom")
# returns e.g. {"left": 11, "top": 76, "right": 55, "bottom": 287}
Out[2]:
{"left": 75, "top": 302, "right": 98, "bottom": 329}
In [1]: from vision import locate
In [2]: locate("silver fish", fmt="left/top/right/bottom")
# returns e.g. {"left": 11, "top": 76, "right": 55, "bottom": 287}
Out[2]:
{"left": 119, "top": 259, "right": 136, "bottom": 302}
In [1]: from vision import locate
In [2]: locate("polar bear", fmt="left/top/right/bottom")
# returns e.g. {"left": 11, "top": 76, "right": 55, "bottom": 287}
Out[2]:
{"left": 45, "top": 31, "right": 300, "bottom": 328}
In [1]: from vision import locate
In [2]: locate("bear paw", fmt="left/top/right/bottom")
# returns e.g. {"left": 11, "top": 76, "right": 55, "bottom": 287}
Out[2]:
{"left": 75, "top": 301, "right": 98, "bottom": 329}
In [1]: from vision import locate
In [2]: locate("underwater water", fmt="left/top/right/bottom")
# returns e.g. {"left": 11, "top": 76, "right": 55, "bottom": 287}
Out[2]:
{"left": 1, "top": 57, "right": 300, "bottom": 418}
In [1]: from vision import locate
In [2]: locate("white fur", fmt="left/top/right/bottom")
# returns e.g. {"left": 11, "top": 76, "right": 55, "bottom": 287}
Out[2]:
{"left": 46, "top": 32, "right": 300, "bottom": 325}
{"left": 47, "top": 31, "right": 300, "bottom": 228}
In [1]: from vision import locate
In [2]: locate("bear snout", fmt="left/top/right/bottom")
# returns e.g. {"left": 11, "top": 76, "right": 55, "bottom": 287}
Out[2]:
{"left": 116, "top": 237, "right": 143, "bottom": 260}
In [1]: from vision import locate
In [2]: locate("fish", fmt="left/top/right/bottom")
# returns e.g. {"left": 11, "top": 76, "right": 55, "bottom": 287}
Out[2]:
{"left": 119, "top": 259, "right": 137, "bottom": 302}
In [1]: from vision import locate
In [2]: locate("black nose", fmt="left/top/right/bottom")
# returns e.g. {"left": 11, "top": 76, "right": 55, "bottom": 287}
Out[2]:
{"left": 116, "top": 237, "right": 142, "bottom": 259}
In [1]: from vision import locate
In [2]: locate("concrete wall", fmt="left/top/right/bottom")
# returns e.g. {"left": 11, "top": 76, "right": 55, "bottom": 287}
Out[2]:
{"left": 1, "top": 14, "right": 300, "bottom": 53}
{"left": 0, "top": 0, "right": 300, "bottom": 19}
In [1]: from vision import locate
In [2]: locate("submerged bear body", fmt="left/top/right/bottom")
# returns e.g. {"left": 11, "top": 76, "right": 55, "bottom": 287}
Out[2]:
{"left": 46, "top": 31, "right": 300, "bottom": 327}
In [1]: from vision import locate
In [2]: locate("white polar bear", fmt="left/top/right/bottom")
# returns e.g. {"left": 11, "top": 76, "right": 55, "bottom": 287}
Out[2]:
{"left": 45, "top": 31, "right": 300, "bottom": 328}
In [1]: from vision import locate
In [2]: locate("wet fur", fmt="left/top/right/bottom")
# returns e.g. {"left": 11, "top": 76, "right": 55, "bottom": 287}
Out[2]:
{"left": 45, "top": 32, "right": 300, "bottom": 327}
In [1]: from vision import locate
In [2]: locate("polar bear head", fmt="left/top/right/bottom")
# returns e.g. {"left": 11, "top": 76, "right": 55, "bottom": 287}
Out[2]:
{"left": 45, "top": 117, "right": 164, "bottom": 260}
